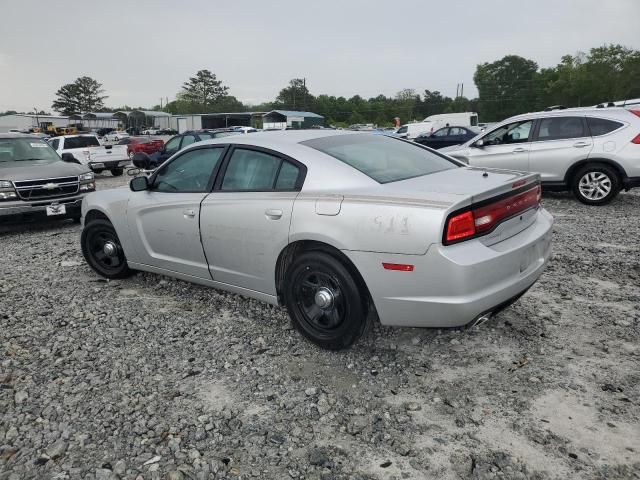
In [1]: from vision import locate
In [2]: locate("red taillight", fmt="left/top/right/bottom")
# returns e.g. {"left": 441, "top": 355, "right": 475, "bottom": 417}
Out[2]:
{"left": 445, "top": 211, "right": 476, "bottom": 243}
{"left": 444, "top": 184, "right": 541, "bottom": 245}
{"left": 631, "top": 133, "right": 640, "bottom": 144}
{"left": 629, "top": 110, "right": 640, "bottom": 119}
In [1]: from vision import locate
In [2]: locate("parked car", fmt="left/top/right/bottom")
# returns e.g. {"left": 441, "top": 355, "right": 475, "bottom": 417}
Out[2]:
{"left": 96, "top": 128, "right": 114, "bottom": 138}
{"left": 441, "top": 107, "right": 640, "bottom": 205}
{"left": 147, "top": 130, "right": 240, "bottom": 166}
{"left": 0, "top": 133, "right": 95, "bottom": 223}
{"left": 414, "top": 126, "right": 481, "bottom": 149}
{"left": 48, "top": 134, "right": 130, "bottom": 176}
{"left": 142, "top": 127, "right": 160, "bottom": 135}
{"left": 104, "top": 131, "right": 129, "bottom": 142}
{"left": 157, "top": 128, "right": 178, "bottom": 135}
{"left": 117, "top": 137, "right": 164, "bottom": 159}
{"left": 80, "top": 131, "right": 553, "bottom": 350}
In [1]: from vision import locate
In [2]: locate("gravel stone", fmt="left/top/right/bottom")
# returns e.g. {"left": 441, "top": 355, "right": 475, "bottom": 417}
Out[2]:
{"left": 1, "top": 176, "right": 639, "bottom": 479}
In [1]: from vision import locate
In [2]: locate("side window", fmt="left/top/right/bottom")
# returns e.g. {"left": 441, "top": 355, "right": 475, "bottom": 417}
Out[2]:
{"left": 221, "top": 149, "right": 281, "bottom": 191}
{"left": 275, "top": 161, "right": 300, "bottom": 190}
{"left": 396, "top": 126, "right": 408, "bottom": 134}
{"left": 450, "top": 127, "right": 466, "bottom": 136}
{"left": 483, "top": 120, "right": 533, "bottom": 145}
{"left": 181, "top": 135, "right": 197, "bottom": 148}
{"left": 50, "top": 138, "right": 60, "bottom": 150}
{"left": 164, "top": 136, "right": 181, "bottom": 153}
{"left": 152, "top": 148, "right": 223, "bottom": 193}
{"left": 537, "top": 117, "right": 586, "bottom": 141}
{"left": 587, "top": 117, "right": 623, "bottom": 136}
{"left": 432, "top": 128, "right": 450, "bottom": 137}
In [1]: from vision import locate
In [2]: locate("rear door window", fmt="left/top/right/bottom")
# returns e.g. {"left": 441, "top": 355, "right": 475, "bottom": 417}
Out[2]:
{"left": 586, "top": 117, "right": 624, "bottom": 136}
{"left": 181, "top": 135, "right": 197, "bottom": 148}
{"left": 221, "top": 149, "right": 281, "bottom": 191}
{"left": 536, "top": 117, "right": 586, "bottom": 140}
{"left": 63, "top": 136, "right": 100, "bottom": 149}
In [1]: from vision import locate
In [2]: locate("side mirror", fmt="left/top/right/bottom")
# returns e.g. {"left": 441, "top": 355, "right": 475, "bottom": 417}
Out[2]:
{"left": 61, "top": 153, "right": 80, "bottom": 164}
{"left": 131, "top": 152, "right": 151, "bottom": 169}
{"left": 474, "top": 139, "right": 485, "bottom": 148}
{"left": 130, "top": 175, "right": 149, "bottom": 192}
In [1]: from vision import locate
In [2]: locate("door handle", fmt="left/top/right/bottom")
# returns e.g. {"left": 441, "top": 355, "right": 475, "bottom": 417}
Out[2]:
{"left": 265, "top": 209, "right": 283, "bottom": 220}
{"left": 573, "top": 141, "right": 591, "bottom": 148}
{"left": 512, "top": 147, "right": 527, "bottom": 153}
{"left": 183, "top": 208, "right": 196, "bottom": 218}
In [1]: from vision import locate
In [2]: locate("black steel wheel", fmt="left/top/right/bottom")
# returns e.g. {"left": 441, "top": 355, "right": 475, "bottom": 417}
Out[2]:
{"left": 81, "top": 219, "right": 133, "bottom": 279}
{"left": 283, "top": 252, "right": 369, "bottom": 350}
{"left": 111, "top": 168, "right": 124, "bottom": 176}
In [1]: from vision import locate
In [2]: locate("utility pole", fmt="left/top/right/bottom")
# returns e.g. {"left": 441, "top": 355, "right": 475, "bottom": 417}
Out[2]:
{"left": 460, "top": 83, "right": 464, "bottom": 98}
{"left": 303, "top": 77, "right": 306, "bottom": 111}
{"left": 160, "top": 98, "right": 163, "bottom": 110}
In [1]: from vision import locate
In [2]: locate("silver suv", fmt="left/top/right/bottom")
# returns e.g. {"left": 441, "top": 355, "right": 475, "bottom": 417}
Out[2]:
{"left": 442, "top": 107, "right": 640, "bottom": 205}
{"left": 0, "top": 134, "right": 95, "bottom": 223}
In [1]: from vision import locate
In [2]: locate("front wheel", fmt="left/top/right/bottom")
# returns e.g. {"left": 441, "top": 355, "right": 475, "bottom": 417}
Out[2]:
{"left": 572, "top": 164, "right": 620, "bottom": 205}
{"left": 81, "top": 219, "right": 134, "bottom": 279}
{"left": 283, "top": 252, "right": 369, "bottom": 350}
{"left": 111, "top": 168, "right": 124, "bottom": 176}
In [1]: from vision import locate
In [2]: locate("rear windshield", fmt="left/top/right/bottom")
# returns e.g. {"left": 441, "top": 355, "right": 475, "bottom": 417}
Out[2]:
{"left": 0, "top": 138, "right": 61, "bottom": 165}
{"left": 64, "top": 136, "right": 100, "bottom": 149}
{"left": 302, "top": 134, "right": 458, "bottom": 183}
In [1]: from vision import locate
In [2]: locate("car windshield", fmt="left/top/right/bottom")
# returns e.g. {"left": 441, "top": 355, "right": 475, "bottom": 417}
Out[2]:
{"left": 302, "top": 134, "right": 458, "bottom": 183}
{"left": 0, "top": 138, "right": 62, "bottom": 164}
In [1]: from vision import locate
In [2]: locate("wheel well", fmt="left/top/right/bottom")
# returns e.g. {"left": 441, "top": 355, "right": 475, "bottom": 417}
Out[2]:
{"left": 275, "top": 240, "right": 373, "bottom": 310}
{"left": 564, "top": 159, "right": 628, "bottom": 186}
{"left": 84, "top": 209, "right": 110, "bottom": 224}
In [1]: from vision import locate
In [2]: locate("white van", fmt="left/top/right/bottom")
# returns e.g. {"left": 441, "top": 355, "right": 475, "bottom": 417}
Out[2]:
{"left": 395, "top": 122, "right": 433, "bottom": 139}
{"left": 396, "top": 112, "right": 479, "bottom": 139}
{"left": 422, "top": 112, "right": 479, "bottom": 132}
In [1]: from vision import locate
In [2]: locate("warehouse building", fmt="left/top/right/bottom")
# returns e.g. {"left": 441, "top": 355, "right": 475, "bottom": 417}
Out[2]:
{"left": 168, "top": 110, "right": 324, "bottom": 132}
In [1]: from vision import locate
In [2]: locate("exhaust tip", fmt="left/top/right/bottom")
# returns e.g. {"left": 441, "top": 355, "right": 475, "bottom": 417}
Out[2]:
{"left": 466, "top": 312, "right": 492, "bottom": 330}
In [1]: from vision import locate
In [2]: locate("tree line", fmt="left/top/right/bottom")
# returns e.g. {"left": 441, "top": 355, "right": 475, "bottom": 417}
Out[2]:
{"left": 4, "top": 43, "right": 636, "bottom": 125}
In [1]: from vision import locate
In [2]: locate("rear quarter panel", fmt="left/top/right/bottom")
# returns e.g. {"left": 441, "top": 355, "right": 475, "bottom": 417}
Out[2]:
{"left": 289, "top": 193, "right": 448, "bottom": 255}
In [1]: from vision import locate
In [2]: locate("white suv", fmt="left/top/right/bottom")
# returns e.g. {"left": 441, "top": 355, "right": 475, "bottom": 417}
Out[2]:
{"left": 442, "top": 107, "right": 640, "bottom": 205}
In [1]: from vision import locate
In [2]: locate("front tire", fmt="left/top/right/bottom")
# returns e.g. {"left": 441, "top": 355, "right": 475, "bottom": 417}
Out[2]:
{"left": 572, "top": 164, "right": 620, "bottom": 205}
{"left": 81, "top": 219, "right": 133, "bottom": 279}
{"left": 111, "top": 168, "right": 124, "bottom": 176}
{"left": 283, "top": 252, "right": 369, "bottom": 350}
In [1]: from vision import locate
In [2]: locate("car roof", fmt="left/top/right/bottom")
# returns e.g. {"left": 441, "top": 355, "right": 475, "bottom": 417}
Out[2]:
{"left": 508, "top": 106, "right": 637, "bottom": 121}
{"left": 195, "top": 129, "right": 357, "bottom": 150}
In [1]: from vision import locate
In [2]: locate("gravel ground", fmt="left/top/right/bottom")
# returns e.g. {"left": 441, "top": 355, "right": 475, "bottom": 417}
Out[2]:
{"left": 1, "top": 173, "right": 639, "bottom": 480}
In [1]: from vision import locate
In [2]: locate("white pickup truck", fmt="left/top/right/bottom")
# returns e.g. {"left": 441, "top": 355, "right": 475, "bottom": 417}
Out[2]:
{"left": 48, "top": 134, "right": 130, "bottom": 176}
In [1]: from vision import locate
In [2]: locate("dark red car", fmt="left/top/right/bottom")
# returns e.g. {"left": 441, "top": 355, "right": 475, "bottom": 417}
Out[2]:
{"left": 117, "top": 137, "right": 164, "bottom": 159}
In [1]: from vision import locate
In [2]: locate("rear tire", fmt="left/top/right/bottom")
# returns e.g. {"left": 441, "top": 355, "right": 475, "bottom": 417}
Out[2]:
{"left": 81, "top": 219, "right": 134, "bottom": 279}
{"left": 283, "top": 252, "right": 369, "bottom": 350}
{"left": 111, "top": 168, "right": 124, "bottom": 176}
{"left": 571, "top": 163, "right": 620, "bottom": 205}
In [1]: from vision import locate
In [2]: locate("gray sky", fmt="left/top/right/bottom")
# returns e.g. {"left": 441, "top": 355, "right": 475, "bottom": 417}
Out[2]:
{"left": 2, "top": 0, "right": 639, "bottom": 113}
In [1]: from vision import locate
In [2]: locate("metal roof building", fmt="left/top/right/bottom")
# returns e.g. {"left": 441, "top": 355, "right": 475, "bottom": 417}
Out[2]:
{"left": 262, "top": 110, "right": 324, "bottom": 129}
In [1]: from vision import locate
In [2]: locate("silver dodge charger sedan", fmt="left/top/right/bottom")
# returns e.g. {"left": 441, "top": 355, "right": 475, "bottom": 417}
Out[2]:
{"left": 80, "top": 130, "right": 553, "bottom": 350}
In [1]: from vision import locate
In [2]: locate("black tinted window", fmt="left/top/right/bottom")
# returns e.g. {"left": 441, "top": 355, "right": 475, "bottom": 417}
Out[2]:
{"left": 64, "top": 136, "right": 100, "bottom": 149}
{"left": 221, "top": 149, "right": 281, "bottom": 191}
{"left": 153, "top": 148, "right": 223, "bottom": 193}
{"left": 587, "top": 117, "right": 623, "bottom": 136}
{"left": 275, "top": 161, "right": 300, "bottom": 190}
{"left": 302, "top": 134, "right": 457, "bottom": 184}
{"left": 537, "top": 117, "right": 585, "bottom": 140}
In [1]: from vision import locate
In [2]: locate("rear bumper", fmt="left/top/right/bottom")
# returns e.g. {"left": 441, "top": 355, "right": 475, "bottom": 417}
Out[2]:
{"left": 345, "top": 208, "right": 554, "bottom": 328}
{"left": 0, "top": 196, "right": 83, "bottom": 223}
{"left": 89, "top": 159, "right": 130, "bottom": 171}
